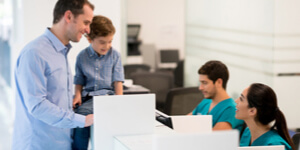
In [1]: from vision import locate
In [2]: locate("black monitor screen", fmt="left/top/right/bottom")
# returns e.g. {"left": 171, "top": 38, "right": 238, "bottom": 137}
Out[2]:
{"left": 156, "top": 112, "right": 173, "bottom": 129}
{"left": 160, "top": 50, "right": 179, "bottom": 63}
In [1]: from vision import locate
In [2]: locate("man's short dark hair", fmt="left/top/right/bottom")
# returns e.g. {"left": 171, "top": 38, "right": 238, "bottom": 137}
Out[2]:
{"left": 53, "top": 0, "right": 94, "bottom": 24}
{"left": 198, "top": 60, "right": 229, "bottom": 89}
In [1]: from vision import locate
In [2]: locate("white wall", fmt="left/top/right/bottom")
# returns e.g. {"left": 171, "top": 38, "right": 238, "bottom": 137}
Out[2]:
{"left": 273, "top": 0, "right": 300, "bottom": 129}
{"left": 185, "top": 0, "right": 300, "bottom": 129}
{"left": 127, "top": 0, "right": 185, "bottom": 60}
{"left": 9, "top": 0, "right": 300, "bottom": 131}
{"left": 11, "top": 0, "right": 127, "bottom": 75}
{"left": 186, "top": 0, "right": 274, "bottom": 91}
{"left": 69, "top": 0, "right": 127, "bottom": 73}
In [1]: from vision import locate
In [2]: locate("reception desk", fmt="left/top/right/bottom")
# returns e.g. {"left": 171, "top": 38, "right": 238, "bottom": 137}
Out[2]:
{"left": 92, "top": 94, "right": 285, "bottom": 150}
{"left": 123, "top": 85, "right": 150, "bottom": 94}
{"left": 113, "top": 128, "right": 239, "bottom": 150}
{"left": 114, "top": 122, "right": 174, "bottom": 150}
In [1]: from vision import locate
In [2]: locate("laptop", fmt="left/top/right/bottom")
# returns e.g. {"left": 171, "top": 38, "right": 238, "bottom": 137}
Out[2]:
{"left": 155, "top": 110, "right": 212, "bottom": 133}
{"left": 155, "top": 110, "right": 173, "bottom": 129}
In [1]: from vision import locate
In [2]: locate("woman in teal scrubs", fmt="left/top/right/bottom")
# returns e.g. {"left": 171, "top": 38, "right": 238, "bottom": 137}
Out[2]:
{"left": 235, "top": 83, "right": 295, "bottom": 150}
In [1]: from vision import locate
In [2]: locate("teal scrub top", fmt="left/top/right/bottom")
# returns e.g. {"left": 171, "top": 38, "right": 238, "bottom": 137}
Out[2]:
{"left": 240, "top": 127, "right": 292, "bottom": 150}
{"left": 192, "top": 98, "right": 244, "bottom": 132}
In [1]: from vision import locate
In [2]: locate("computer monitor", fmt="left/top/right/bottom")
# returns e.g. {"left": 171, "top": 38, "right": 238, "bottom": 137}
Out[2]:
{"left": 171, "top": 115, "right": 212, "bottom": 133}
{"left": 158, "top": 49, "right": 179, "bottom": 69}
{"left": 160, "top": 50, "right": 179, "bottom": 63}
{"left": 155, "top": 110, "right": 212, "bottom": 133}
{"left": 127, "top": 24, "right": 141, "bottom": 42}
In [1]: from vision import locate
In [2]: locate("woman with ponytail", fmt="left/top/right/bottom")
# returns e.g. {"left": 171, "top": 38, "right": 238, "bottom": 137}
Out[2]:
{"left": 235, "top": 83, "right": 295, "bottom": 150}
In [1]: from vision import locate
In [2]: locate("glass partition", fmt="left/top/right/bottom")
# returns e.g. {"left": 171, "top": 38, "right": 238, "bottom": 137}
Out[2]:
{"left": 185, "top": 0, "right": 275, "bottom": 99}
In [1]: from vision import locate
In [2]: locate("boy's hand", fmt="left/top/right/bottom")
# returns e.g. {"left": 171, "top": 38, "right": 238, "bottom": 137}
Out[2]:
{"left": 73, "top": 96, "right": 82, "bottom": 109}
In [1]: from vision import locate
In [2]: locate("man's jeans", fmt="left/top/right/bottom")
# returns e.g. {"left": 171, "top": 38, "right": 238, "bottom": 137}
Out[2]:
{"left": 72, "top": 96, "right": 93, "bottom": 150}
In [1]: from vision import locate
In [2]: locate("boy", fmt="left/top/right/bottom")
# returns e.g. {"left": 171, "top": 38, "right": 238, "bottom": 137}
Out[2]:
{"left": 72, "top": 15, "right": 124, "bottom": 150}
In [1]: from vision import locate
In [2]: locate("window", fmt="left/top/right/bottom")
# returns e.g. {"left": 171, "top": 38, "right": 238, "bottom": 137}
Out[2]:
{"left": 0, "top": 0, "right": 13, "bottom": 149}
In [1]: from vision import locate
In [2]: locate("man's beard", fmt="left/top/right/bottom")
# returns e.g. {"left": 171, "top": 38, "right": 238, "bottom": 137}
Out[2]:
{"left": 205, "top": 89, "right": 217, "bottom": 99}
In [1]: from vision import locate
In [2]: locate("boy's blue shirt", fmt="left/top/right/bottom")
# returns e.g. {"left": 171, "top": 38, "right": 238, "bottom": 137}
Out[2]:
{"left": 74, "top": 45, "right": 124, "bottom": 96}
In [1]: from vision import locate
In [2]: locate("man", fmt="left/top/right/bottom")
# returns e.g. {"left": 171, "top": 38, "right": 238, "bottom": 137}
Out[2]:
{"left": 12, "top": 0, "right": 94, "bottom": 149}
{"left": 188, "top": 60, "right": 243, "bottom": 131}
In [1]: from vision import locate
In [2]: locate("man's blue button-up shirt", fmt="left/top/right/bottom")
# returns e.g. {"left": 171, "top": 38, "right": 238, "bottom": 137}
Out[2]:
{"left": 12, "top": 28, "right": 85, "bottom": 150}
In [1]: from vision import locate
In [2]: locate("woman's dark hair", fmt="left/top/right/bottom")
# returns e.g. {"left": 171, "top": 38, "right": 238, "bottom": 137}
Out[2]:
{"left": 53, "top": 0, "right": 94, "bottom": 24}
{"left": 198, "top": 60, "right": 229, "bottom": 89}
{"left": 247, "top": 83, "right": 295, "bottom": 150}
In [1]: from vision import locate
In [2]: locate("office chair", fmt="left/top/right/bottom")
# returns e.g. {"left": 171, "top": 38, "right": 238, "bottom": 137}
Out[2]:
{"left": 131, "top": 72, "right": 174, "bottom": 111}
{"left": 124, "top": 64, "right": 151, "bottom": 79}
{"left": 292, "top": 132, "right": 300, "bottom": 150}
{"left": 164, "top": 87, "right": 203, "bottom": 115}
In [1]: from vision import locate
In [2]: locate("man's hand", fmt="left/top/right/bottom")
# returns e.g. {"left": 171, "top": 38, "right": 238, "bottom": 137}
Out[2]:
{"left": 73, "top": 96, "right": 82, "bottom": 109}
{"left": 84, "top": 114, "right": 94, "bottom": 127}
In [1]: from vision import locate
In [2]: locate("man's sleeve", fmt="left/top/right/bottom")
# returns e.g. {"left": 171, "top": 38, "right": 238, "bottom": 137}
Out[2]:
{"left": 15, "top": 50, "right": 85, "bottom": 128}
